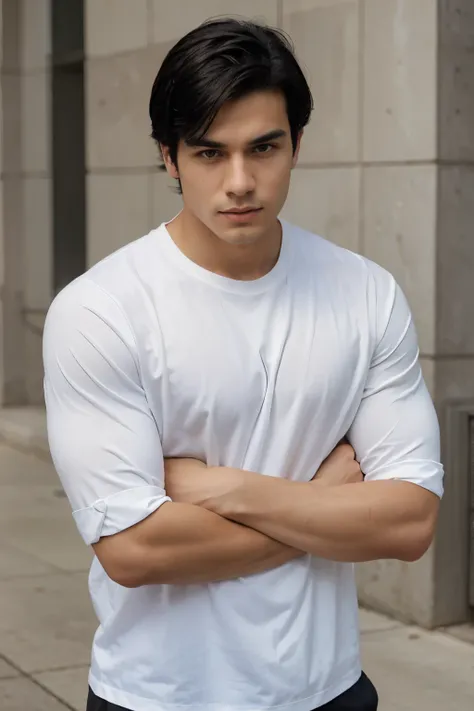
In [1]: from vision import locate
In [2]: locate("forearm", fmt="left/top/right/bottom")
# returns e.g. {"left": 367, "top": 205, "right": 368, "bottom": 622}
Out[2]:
{"left": 206, "top": 471, "right": 438, "bottom": 563}
{"left": 98, "top": 501, "right": 302, "bottom": 587}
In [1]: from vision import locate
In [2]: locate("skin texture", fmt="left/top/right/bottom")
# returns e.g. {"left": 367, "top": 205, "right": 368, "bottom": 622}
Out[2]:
{"left": 93, "top": 445, "right": 364, "bottom": 588}
{"left": 165, "top": 452, "right": 439, "bottom": 564}
{"left": 92, "top": 90, "right": 440, "bottom": 586}
{"left": 92, "top": 90, "right": 312, "bottom": 587}
{"left": 162, "top": 90, "right": 301, "bottom": 281}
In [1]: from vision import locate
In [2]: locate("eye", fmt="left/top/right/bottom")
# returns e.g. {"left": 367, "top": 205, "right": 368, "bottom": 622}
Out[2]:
{"left": 198, "top": 149, "right": 221, "bottom": 160}
{"left": 253, "top": 143, "right": 275, "bottom": 154}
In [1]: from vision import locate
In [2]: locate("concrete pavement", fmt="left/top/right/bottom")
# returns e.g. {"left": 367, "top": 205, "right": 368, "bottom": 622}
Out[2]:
{"left": 0, "top": 441, "right": 472, "bottom": 711}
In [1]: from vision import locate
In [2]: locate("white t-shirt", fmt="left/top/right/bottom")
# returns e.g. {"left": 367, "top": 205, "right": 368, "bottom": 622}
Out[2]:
{"left": 43, "top": 219, "right": 443, "bottom": 711}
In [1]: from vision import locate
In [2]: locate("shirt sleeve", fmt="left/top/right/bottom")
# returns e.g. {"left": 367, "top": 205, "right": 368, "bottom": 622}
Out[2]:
{"left": 347, "top": 264, "right": 444, "bottom": 498}
{"left": 43, "top": 278, "right": 171, "bottom": 545}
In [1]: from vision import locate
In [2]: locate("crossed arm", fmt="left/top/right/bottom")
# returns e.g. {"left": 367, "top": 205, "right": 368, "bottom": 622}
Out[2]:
{"left": 163, "top": 456, "right": 440, "bottom": 565}
{"left": 92, "top": 447, "right": 366, "bottom": 587}
{"left": 93, "top": 484, "right": 305, "bottom": 587}
{"left": 93, "top": 444, "right": 439, "bottom": 588}
{"left": 44, "top": 278, "right": 443, "bottom": 589}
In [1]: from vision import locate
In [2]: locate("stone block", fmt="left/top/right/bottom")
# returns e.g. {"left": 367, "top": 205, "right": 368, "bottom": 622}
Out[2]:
{"left": 363, "top": 0, "right": 437, "bottom": 161}
{"left": 362, "top": 164, "right": 437, "bottom": 355}
{"left": 283, "top": 0, "right": 359, "bottom": 163}
{"left": 282, "top": 166, "right": 360, "bottom": 251}
{"left": 87, "top": 173, "right": 149, "bottom": 266}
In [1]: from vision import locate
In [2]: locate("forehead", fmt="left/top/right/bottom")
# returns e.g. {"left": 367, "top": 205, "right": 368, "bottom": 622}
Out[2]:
{"left": 205, "top": 90, "right": 289, "bottom": 143}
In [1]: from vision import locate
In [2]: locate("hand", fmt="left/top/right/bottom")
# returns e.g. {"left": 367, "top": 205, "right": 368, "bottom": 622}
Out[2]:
{"left": 312, "top": 443, "right": 363, "bottom": 487}
{"left": 164, "top": 458, "right": 247, "bottom": 509}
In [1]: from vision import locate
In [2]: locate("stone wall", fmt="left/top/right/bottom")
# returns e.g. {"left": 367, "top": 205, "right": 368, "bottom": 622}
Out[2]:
{"left": 1, "top": 0, "right": 472, "bottom": 626}
{"left": 85, "top": 0, "right": 474, "bottom": 627}
{"left": 0, "top": 0, "right": 51, "bottom": 405}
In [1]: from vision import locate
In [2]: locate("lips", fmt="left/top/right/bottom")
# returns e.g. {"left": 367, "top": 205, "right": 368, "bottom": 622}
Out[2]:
{"left": 221, "top": 208, "right": 261, "bottom": 214}
{"left": 219, "top": 208, "right": 262, "bottom": 224}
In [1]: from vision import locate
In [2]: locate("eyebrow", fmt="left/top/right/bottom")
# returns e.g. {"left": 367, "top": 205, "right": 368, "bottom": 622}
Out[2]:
{"left": 186, "top": 129, "right": 288, "bottom": 150}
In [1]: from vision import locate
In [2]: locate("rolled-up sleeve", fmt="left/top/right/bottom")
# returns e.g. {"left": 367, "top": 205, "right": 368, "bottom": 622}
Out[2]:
{"left": 43, "top": 278, "right": 171, "bottom": 545}
{"left": 348, "top": 264, "right": 444, "bottom": 498}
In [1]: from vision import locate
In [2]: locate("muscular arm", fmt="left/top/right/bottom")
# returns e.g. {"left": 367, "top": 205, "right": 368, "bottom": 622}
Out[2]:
{"left": 166, "top": 457, "right": 439, "bottom": 563}
{"left": 204, "top": 474, "right": 439, "bottom": 563}
{"left": 94, "top": 501, "right": 301, "bottom": 587}
{"left": 181, "top": 279, "right": 443, "bottom": 564}
{"left": 43, "top": 281, "right": 301, "bottom": 590}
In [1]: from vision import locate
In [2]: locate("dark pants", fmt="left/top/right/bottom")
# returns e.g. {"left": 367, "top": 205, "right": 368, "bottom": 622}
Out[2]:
{"left": 87, "top": 672, "right": 378, "bottom": 711}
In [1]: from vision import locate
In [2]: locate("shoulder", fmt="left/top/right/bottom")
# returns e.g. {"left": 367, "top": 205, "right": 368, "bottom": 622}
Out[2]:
{"left": 284, "top": 220, "right": 408, "bottom": 340}
{"left": 45, "top": 272, "right": 129, "bottom": 336}
{"left": 43, "top": 277, "right": 137, "bottom": 377}
{"left": 43, "top": 245, "right": 148, "bottom": 361}
{"left": 283, "top": 219, "right": 396, "bottom": 292}
{"left": 45, "top": 228, "right": 162, "bottom": 341}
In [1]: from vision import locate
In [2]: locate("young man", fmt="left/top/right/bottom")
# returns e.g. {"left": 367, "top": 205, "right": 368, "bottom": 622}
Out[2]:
{"left": 43, "top": 18, "right": 443, "bottom": 711}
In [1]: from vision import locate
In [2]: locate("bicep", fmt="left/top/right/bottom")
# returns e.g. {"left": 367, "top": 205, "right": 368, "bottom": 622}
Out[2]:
{"left": 43, "top": 281, "right": 170, "bottom": 548}
{"left": 347, "top": 280, "right": 444, "bottom": 498}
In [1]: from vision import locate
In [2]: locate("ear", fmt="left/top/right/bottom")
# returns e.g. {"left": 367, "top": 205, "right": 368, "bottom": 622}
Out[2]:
{"left": 161, "top": 144, "right": 180, "bottom": 180}
{"left": 292, "top": 131, "right": 304, "bottom": 168}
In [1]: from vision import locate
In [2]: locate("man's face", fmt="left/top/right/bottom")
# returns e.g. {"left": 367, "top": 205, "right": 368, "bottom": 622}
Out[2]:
{"left": 163, "top": 90, "right": 301, "bottom": 246}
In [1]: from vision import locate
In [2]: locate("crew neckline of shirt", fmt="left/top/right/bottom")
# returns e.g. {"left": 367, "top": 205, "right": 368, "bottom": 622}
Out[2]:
{"left": 154, "top": 218, "right": 291, "bottom": 295}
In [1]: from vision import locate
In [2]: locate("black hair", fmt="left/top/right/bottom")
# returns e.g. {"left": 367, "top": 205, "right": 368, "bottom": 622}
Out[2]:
{"left": 149, "top": 17, "right": 313, "bottom": 192}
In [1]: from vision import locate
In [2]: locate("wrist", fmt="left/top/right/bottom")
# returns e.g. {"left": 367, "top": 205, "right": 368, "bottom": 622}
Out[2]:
{"left": 205, "top": 466, "right": 254, "bottom": 517}
{"left": 211, "top": 469, "right": 312, "bottom": 525}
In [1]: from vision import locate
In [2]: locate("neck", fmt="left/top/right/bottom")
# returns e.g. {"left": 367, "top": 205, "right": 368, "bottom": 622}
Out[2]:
{"left": 166, "top": 209, "right": 282, "bottom": 281}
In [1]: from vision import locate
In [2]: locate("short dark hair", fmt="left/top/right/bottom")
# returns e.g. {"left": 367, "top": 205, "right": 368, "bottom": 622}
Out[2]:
{"left": 149, "top": 17, "right": 313, "bottom": 189}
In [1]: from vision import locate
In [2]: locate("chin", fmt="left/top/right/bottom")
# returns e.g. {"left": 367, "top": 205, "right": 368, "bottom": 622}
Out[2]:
{"left": 216, "top": 223, "right": 267, "bottom": 245}
{"left": 221, "top": 231, "right": 263, "bottom": 247}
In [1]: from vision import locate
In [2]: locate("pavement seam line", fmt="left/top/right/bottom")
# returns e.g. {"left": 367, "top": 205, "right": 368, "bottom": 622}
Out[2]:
{"left": 360, "top": 625, "right": 405, "bottom": 636}
{"left": 0, "top": 567, "right": 91, "bottom": 582}
{"left": 0, "top": 651, "right": 84, "bottom": 711}
{"left": 22, "top": 674, "right": 78, "bottom": 711}
{"left": 31, "top": 663, "right": 91, "bottom": 675}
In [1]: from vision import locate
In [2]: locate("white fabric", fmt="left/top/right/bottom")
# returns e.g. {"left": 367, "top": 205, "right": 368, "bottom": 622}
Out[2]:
{"left": 43, "top": 219, "right": 444, "bottom": 711}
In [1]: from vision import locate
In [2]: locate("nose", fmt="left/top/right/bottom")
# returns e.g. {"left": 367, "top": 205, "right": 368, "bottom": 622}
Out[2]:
{"left": 224, "top": 155, "right": 256, "bottom": 197}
